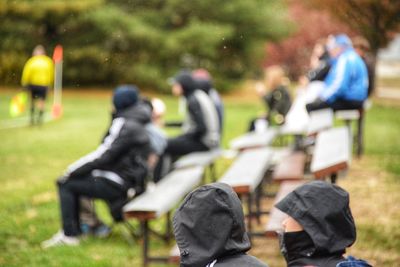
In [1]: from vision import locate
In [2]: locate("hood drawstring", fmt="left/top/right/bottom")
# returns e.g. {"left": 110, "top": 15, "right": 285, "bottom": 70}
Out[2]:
{"left": 206, "top": 260, "right": 217, "bottom": 267}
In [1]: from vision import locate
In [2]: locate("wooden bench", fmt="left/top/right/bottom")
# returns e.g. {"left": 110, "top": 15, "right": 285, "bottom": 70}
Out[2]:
{"left": 123, "top": 166, "right": 204, "bottom": 267}
{"left": 229, "top": 129, "right": 277, "bottom": 151}
{"left": 219, "top": 147, "right": 273, "bottom": 237}
{"left": 307, "top": 108, "right": 334, "bottom": 136}
{"left": 264, "top": 180, "right": 305, "bottom": 237}
{"left": 173, "top": 148, "right": 222, "bottom": 182}
{"left": 335, "top": 108, "right": 365, "bottom": 157}
{"left": 272, "top": 151, "right": 306, "bottom": 182}
{"left": 310, "top": 127, "right": 351, "bottom": 183}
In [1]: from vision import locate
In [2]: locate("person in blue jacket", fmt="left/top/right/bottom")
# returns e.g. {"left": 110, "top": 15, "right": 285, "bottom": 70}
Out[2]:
{"left": 306, "top": 34, "right": 369, "bottom": 113}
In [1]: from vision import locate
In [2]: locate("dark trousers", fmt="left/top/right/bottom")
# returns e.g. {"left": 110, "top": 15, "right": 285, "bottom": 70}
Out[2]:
{"left": 306, "top": 98, "right": 363, "bottom": 113}
{"left": 57, "top": 175, "right": 125, "bottom": 236}
{"left": 153, "top": 135, "right": 208, "bottom": 182}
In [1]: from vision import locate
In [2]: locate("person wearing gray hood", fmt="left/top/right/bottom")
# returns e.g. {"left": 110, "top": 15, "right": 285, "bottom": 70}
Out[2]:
{"left": 275, "top": 180, "right": 372, "bottom": 267}
{"left": 173, "top": 183, "right": 268, "bottom": 267}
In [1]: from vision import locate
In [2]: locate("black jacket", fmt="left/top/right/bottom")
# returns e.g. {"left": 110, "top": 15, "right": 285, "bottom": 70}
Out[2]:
{"left": 263, "top": 85, "right": 292, "bottom": 125}
{"left": 306, "top": 51, "right": 331, "bottom": 82}
{"left": 66, "top": 103, "right": 151, "bottom": 190}
{"left": 176, "top": 72, "right": 220, "bottom": 148}
{"left": 275, "top": 181, "right": 356, "bottom": 267}
{"left": 173, "top": 183, "right": 268, "bottom": 267}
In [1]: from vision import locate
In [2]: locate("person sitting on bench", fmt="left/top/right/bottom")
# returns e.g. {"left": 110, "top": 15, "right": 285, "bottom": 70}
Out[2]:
{"left": 173, "top": 183, "right": 268, "bottom": 267}
{"left": 306, "top": 34, "right": 368, "bottom": 113}
{"left": 249, "top": 65, "right": 292, "bottom": 132}
{"left": 42, "top": 86, "right": 151, "bottom": 248}
{"left": 153, "top": 71, "right": 220, "bottom": 182}
{"left": 275, "top": 180, "right": 372, "bottom": 267}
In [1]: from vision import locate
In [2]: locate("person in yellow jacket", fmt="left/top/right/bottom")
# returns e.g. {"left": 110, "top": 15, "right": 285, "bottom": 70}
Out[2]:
{"left": 21, "top": 45, "right": 54, "bottom": 125}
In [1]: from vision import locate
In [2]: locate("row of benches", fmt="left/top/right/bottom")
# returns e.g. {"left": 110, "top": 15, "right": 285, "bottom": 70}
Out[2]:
{"left": 122, "top": 107, "right": 353, "bottom": 267}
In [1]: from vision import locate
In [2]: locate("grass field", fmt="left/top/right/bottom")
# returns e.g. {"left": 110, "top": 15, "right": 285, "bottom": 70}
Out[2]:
{"left": 0, "top": 87, "right": 399, "bottom": 266}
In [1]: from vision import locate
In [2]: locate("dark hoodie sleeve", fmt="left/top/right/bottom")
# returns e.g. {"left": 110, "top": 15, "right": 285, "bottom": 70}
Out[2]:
{"left": 67, "top": 119, "right": 149, "bottom": 177}
{"left": 184, "top": 96, "right": 207, "bottom": 139}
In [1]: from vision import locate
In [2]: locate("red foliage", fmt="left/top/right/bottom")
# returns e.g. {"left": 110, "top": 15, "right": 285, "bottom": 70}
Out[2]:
{"left": 264, "top": 1, "right": 352, "bottom": 79}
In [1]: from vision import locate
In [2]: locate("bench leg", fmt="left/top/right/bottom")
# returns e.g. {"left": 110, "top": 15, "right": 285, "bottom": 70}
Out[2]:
{"left": 357, "top": 115, "right": 364, "bottom": 157}
{"left": 330, "top": 173, "right": 338, "bottom": 184}
{"left": 255, "top": 184, "right": 262, "bottom": 225}
{"left": 247, "top": 193, "right": 253, "bottom": 243}
{"left": 165, "top": 211, "right": 172, "bottom": 243}
{"left": 141, "top": 220, "right": 149, "bottom": 267}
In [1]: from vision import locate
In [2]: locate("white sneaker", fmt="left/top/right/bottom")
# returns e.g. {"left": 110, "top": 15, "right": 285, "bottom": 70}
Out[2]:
{"left": 41, "top": 231, "right": 79, "bottom": 249}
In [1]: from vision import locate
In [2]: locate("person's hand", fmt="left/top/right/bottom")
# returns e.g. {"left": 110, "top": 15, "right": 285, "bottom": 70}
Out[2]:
{"left": 298, "top": 75, "right": 309, "bottom": 87}
{"left": 255, "top": 81, "right": 266, "bottom": 96}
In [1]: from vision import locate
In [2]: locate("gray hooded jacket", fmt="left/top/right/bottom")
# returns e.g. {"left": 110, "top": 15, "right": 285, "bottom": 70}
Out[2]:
{"left": 173, "top": 183, "right": 268, "bottom": 267}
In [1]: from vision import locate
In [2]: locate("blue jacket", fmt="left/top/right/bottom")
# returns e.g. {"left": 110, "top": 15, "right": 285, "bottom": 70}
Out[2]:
{"left": 320, "top": 48, "right": 368, "bottom": 103}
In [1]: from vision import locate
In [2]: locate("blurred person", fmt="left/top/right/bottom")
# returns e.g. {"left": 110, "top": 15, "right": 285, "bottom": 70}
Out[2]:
{"left": 192, "top": 68, "right": 224, "bottom": 134}
{"left": 21, "top": 45, "right": 54, "bottom": 125}
{"left": 301, "top": 38, "right": 331, "bottom": 86}
{"left": 306, "top": 34, "right": 369, "bottom": 113}
{"left": 153, "top": 71, "right": 220, "bottom": 183}
{"left": 275, "top": 180, "right": 372, "bottom": 267}
{"left": 353, "top": 36, "right": 375, "bottom": 97}
{"left": 173, "top": 183, "right": 269, "bottom": 267}
{"left": 42, "top": 86, "right": 151, "bottom": 248}
{"left": 79, "top": 87, "right": 168, "bottom": 236}
{"left": 249, "top": 65, "right": 292, "bottom": 131}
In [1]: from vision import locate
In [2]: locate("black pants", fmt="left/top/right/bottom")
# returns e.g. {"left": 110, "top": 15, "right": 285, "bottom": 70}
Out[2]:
{"left": 306, "top": 98, "right": 363, "bottom": 113}
{"left": 153, "top": 135, "right": 208, "bottom": 182}
{"left": 57, "top": 175, "right": 125, "bottom": 237}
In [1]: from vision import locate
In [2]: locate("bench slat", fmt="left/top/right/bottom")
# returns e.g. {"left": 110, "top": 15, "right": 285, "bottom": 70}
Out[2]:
{"left": 307, "top": 108, "right": 334, "bottom": 136}
{"left": 169, "top": 244, "right": 180, "bottom": 263}
{"left": 123, "top": 166, "right": 204, "bottom": 219}
{"left": 273, "top": 152, "right": 306, "bottom": 182}
{"left": 310, "top": 127, "right": 350, "bottom": 178}
{"left": 173, "top": 149, "right": 222, "bottom": 169}
{"left": 229, "top": 129, "right": 277, "bottom": 151}
{"left": 265, "top": 181, "right": 305, "bottom": 236}
{"left": 219, "top": 147, "right": 273, "bottom": 193}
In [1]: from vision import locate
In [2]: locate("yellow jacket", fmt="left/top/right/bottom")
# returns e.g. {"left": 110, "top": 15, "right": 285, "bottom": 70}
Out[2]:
{"left": 21, "top": 55, "right": 54, "bottom": 87}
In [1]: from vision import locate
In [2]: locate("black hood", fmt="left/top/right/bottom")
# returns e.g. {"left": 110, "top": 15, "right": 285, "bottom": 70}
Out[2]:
{"left": 275, "top": 181, "right": 356, "bottom": 255}
{"left": 195, "top": 78, "right": 213, "bottom": 93}
{"left": 114, "top": 101, "right": 151, "bottom": 125}
{"left": 173, "top": 183, "right": 251, "bottom": 267}
{"left": 174, "top": 71, "right": 198, "bottom": 97}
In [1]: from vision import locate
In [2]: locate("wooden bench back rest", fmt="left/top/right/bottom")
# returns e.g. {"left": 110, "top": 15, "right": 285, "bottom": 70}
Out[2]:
{"left": 229, "top": 129, "right": 277, "bottom": 151}
{"left": 273, "top": 151, "right": 306, "bottom": 182}
{"left": 219, "top": 147, "right": 273, "bottom": 194}
{"left": 123, "top": 166, "right": 204, "bottom": 220}
{"left": 310, "top": 127, "right": 350, "bottom": 179}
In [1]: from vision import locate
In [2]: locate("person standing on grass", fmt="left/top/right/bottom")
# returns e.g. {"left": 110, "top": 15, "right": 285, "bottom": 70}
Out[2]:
{"left": 306, "top": 34, "right": 369, "bottom": 113}
{"left": 21, "top": 45, "right": 54, "bottom": 125}
{"left": 42, "top": 86, "right": 151, "bottom": 248}
{"left": 275, "top": 180, "right": 372, "bottom": 267}
{"left": 153, "top": 71, "right": 220, "bottom": 183}
{"left": 173, "top": 183, "right": 269, "bottom": 267}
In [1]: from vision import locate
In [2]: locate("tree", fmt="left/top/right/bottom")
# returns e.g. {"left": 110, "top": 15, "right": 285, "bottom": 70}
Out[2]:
{"left": 264, "top": 0, "right": 352, "bottom": 79}
{"left": 0, "top": 0, "right": 292, "bottom": 92}
{"left": 305, "top": 0, "right": 400, "bottom": 57}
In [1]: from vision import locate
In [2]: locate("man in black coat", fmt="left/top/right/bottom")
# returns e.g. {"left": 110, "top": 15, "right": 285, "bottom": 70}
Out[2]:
{"left": 275, "top": 181, "right": 372, "bottom": 267}
{"left": 42, "top": 86, "right": 151, "bottom": 248}
{"left": 173, "top": 183, "right": 268, "bottom": 267}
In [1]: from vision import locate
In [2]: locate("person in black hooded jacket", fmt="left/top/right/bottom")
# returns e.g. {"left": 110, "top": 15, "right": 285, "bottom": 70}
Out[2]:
{"left": 153, "top": 71, "right": 220, "bottom": 182}
{"left": 275, "top": 180, "right": 372, "bottom": 267}
{"left": 173, "top": 183, "right": 268, "bottom": 267}
{"left": 42, "top": 86, "right": 151, "bottom": 248}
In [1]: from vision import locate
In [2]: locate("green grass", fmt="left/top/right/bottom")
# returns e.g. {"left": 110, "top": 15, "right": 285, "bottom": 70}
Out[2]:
{"left": 0, "top": 88, "right": 399, "bottom": 266}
